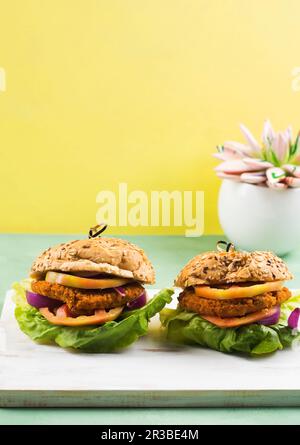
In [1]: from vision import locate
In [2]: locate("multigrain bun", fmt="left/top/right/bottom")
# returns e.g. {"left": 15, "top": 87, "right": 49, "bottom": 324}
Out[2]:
{"left": 175, "top": 250, "right": 293, "bottom": 288}
{"left": 31, "top": 238, "right": 155, "bottom": 284}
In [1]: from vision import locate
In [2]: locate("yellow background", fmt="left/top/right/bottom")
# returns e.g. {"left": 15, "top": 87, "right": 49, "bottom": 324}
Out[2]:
{"left": 0, "top": 0, "right": 299, "bottom": 234}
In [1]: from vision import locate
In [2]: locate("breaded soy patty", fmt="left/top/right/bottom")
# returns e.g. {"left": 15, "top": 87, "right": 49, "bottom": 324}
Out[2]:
{"left": 32, "top": 280, "right": 144, "bottom": 314}
{"left": 178, "top": 287, "right": 291, "bottom": 318}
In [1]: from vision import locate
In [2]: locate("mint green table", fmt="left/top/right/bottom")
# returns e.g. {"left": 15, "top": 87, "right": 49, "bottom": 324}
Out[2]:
{"left": 1, "top": 234, "right": 300, "bottom": 425}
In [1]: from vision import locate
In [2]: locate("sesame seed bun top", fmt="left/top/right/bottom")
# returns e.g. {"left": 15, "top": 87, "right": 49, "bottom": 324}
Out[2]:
{"left": 174, "top": 250, "right": 293, "bottom": 288}
{"left": 31, "top": 237, "right": 155, "bottom": 284}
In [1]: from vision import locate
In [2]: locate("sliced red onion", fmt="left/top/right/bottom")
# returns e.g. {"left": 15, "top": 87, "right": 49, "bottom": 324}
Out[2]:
{"left": 55, "top": 304, "right": 78, "bottom": 318}
{"left": 288, "top": 308, "right": 300, "bottom": 329}
{"left": 26, "top": 290, "right": 62, "bottom": 310}
{"left": 256, "top": 306, "right": 280, "bottom": 326}
{"left": 114, "top": 286, "right": 126, "bottom": 297}
{"left": 126, "top": 291, "right": 147, "bottom": 310}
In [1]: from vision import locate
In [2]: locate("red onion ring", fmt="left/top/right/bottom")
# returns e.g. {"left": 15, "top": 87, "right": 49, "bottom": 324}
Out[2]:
{"left": 114, "top": 286, "right": 126, "bottom": 297}
{"left": 288, "top": 308, "right": 300, "bottom": 329}
{"left": 126, "top": 291, "right": 147, "bottom": 310}
{"left": 256, "top": 306, "right": 280, "bottom": 325}
{"left": 26, "top": 290, "right": 62, "bottom": 310}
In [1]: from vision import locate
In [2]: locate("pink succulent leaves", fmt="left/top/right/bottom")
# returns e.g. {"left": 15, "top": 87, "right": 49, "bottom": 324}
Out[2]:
{"left": 215, "top": 121, "right": 300, "bottom": 188}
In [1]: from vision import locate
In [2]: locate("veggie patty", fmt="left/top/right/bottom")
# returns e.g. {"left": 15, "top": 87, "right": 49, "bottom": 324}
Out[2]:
{"left": 178, "top": 287, "right": 291, "bottom": 318}
{"left": 31, "top": 280, "right": 144, "bottom": 315}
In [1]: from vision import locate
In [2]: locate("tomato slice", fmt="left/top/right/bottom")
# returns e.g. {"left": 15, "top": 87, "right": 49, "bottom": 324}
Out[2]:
{"left": 45, "top": 271, "right": 132, "bottom": 289}
{"left": 194, "top": 281, "right": 283, "bottom": 300}
{"left": 39, "top": 304, "right": 123, "bottom": 326}
{"left": 201, "top": 306, "right": 278, "bottom": 328}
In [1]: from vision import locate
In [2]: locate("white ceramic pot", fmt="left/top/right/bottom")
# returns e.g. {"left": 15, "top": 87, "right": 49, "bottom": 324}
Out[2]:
{"left": 218, "top": 180, "right": 300, "bottom": 256}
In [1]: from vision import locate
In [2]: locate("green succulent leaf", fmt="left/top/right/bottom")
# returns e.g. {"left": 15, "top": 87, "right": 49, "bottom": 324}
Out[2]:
{"left": 269, "top": 149, "right": 280, "bottom": 167}
{"left": 289, "top": 133, "right": 300, "bottom": 163}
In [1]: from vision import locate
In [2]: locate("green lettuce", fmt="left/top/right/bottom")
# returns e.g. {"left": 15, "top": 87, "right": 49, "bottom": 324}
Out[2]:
{"left": 13, "top": 281, "right": 173, "bottom": 353}
{"left": 160, "top": 293, "right": 300, "bottom": 356}
{"left": 279, "top": 292, "right": 300, "bottom": 324}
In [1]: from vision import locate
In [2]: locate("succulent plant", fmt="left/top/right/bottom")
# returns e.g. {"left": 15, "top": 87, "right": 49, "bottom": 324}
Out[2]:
{"left": 214, "top": 121, "right": 300, "bottom": 188}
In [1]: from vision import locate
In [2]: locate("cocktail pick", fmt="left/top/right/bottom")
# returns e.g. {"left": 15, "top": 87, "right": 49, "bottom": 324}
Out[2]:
{"left": 88, "top": 223, "right": 108, "bottom": 239}
{"left": 216, "top": 240, "right": 235, "bottom": 253}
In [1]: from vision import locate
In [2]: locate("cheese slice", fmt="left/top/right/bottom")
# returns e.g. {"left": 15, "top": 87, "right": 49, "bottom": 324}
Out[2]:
{"left": 194, "top": 281, "right": 283, "bottom": 300}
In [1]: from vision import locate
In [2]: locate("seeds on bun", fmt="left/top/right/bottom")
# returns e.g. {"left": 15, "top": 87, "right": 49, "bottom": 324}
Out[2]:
{"left": 13, "top": 235, "right": 175, "bottom": 353}
{"left": 31, "top": 237, "right": 155, "bottom": 284}
{"left": 28, "top": 237, "right": 155, "bottom": 326}
{"left": 175, "top": 250, "right": 293, "bottom": 288}
{"left": 174, "top": 244, "right": 293, "bottom": 328}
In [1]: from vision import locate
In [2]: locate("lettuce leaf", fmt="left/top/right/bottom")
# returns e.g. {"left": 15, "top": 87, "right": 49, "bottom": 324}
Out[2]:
{"left": 279, "top": 292, "right": 300, "bottom": 325}
{"left": 13, "top": 282, "right": 173, "bottom": 353}
{"left": 160, "top": 305, "right": 300, "bottom": 356}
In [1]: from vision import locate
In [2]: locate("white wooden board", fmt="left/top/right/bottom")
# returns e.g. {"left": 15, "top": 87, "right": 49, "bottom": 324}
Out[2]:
{"left": 1, "top": 289, "right": 300, "bottom": 407}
